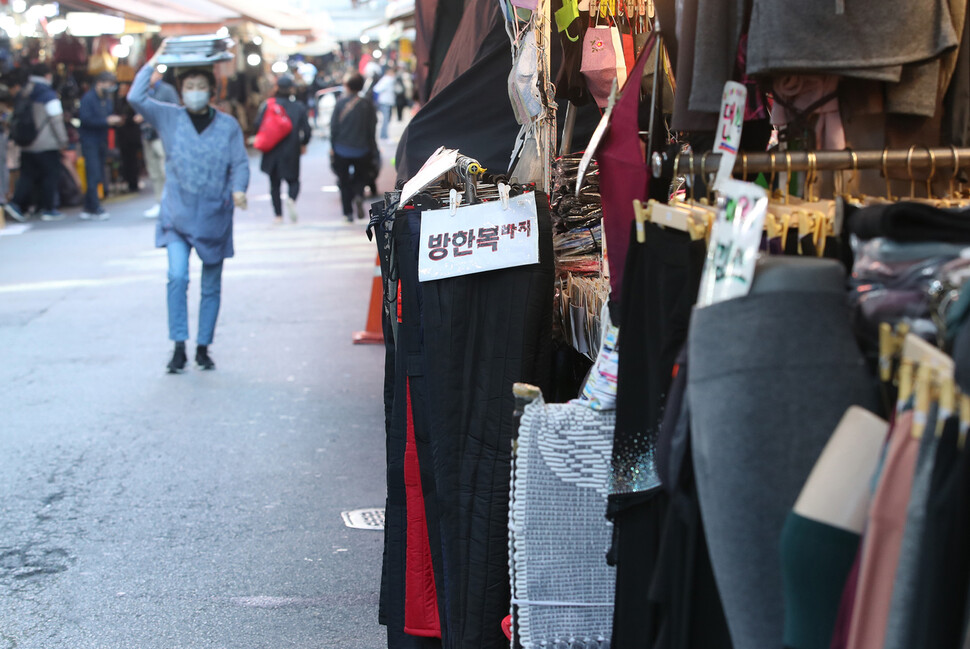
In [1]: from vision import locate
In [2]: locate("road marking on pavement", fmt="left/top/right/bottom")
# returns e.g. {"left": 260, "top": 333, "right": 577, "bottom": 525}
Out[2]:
{"left": 231, "top": 596, "right": 326, "bottom": 608}
{"left": 0, "top": 274, "right": 156, "bottom": 293}
{"left": 0, "top": 224, "right": 31, "bottom": 236}
{"left": 341, "top": 508, "right": 385, "bottom": 530}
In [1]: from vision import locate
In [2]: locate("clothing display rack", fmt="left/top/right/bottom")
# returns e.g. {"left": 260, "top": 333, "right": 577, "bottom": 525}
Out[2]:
{"left": 651, "top": 147, "right": 970, "bottom": 178}
{"left": 381, "top": 0, "right": 970, "bottom": 648}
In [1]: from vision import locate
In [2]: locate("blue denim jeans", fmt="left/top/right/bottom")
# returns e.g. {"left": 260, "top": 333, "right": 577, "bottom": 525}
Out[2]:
{"left": 167, "top": 238, "right": 223, "bottom": 345}
{"left": 81, "top": 135, "right": 107, "bottom": 213}
{"left": 379, "top": 103, "right": 393, "bottom": 139}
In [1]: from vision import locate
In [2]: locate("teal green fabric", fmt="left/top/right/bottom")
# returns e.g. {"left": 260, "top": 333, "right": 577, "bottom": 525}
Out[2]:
{"left": 781, "top": 512, "right": 860, "bottom": 649}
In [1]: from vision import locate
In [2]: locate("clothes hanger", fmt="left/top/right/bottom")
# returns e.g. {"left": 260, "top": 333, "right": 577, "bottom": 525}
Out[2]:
{"left": 897, "top": 359, "right": 915, "bottom": 413}
{"left": 634, "top": 155, "right": 707, "bottom": 241}
{"left": 902, "top": 332, "right": 955, "bottom": 375}
{"left": 764, "top": 152, "right": 793, "bottom": 250}
{"left": 684, "top": 151, "right": 717, "bottom": 238}
{"left": 857, "top": 148, "right": 897, "bottom": 206}
{"left": 936, "top": 375, "right": 955, "bottom": 439}
{"left": 946, "top": 145, "right": 962, "bottom": 206}
{"left": 911, "top": 364, "right": 934, "bottom": 440}
{"left": 944, "top": 144, "right": 970, "bottom": 207}
{"left": 634, "top": 150, "right": 719, "bottom": 243}
{"left": 904, "top": 145, "right": 947, "bottom": 207}
{"left": 879, "top": 322, "right": 915, "bottom": 379}
{"left": 802, "top": 151, "right": 841, "bottom": 257}
{"left": 901, "top": 332, "right": 955, "bottom": 439}
{"left": 767, "top": 151, "right": 823, "bottom": 255}
{"left": 798, "top": 151, "right": 822, "bottom": 254}
{"left": 864, "top": 148, "right": 897, "bottom": 206}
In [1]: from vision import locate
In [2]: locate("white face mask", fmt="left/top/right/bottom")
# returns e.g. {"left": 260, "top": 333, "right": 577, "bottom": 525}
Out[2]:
{"left": 183, "top": 89, "right": 210, "bottom": 111}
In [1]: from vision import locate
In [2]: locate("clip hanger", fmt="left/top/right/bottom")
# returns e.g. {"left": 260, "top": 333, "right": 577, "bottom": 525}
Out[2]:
{"left": 449, "top": 188, "right": 462, "bottom": 215}
{"left": 498, "top": 182, "right": 511, "bottom": 210}
{"left": 902, "top": 333, "right": 955, "bottom": 376}
{"left": 912, "top": 364, "right": 933, "bottom": 440}
{"left": 937, "top": 376, "right": 955, "bottom": 438}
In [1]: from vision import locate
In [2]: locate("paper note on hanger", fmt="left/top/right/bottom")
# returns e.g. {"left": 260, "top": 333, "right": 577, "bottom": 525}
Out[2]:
{"left": 418, "top": 191, "right": 540, "bottom": 282}
{"left": 400, "top": 147, "right": 460, "bottom": 206}
{"left": 697, "top": 179, "right": 768, "bottom": 307}
{"left": 712, "top": 81, "right": 747, "bottom": 192}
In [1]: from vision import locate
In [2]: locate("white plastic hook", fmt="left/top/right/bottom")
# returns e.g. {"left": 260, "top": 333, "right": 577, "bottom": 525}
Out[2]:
{"left": 498, "top": 182, "right": 511, "bottom": 210}
{"left": 449, "top": 188, "right": 462, "bottom": 215}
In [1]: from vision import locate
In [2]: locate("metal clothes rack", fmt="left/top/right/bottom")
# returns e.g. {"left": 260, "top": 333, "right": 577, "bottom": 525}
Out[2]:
{"left": 650, "top": 147, "right": 970, "bottom": 179}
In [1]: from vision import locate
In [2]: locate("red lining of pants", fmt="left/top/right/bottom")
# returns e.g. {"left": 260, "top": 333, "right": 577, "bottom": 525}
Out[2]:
{"left": 403, "top": 378, "right": 442, "bottom": 638}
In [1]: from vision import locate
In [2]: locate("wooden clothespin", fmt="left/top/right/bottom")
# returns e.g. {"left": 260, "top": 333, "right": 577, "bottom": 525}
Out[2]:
{"left": 902, "top": 333, "right": 955, "bottom": 376}
{"left": 635, "top": 199, "right": 702, "bottom": 242}
{"left": 879, "top": 322, "right": 898, "bottom": 383}
{"left": 765, "top": 207, "right": 792, "bottom": 250}
{"left": 901, "top": 333, "right": 955, "bottom": 439}
{"left": 897, "top": 360, "right": 915, "bottom": 413}
{"left": 687, "top": 207, "right": 712, "bottom": 242}
{"left": 912, "top": 364, "right": 934, "bottom": 440}
{"left": 633, "top": 199, "right": 650, "bottom": 243}
{"left": 937, "top": 376, "right": 956, "bottom": 438}
{"left": 878, "top": 322, "right": 910, "bottom": 383}
{"left": 649, "top": 199, "right": 691, "bottom": 233}
{"left": 816, "top": 213, "right": 836, "bottom": 258}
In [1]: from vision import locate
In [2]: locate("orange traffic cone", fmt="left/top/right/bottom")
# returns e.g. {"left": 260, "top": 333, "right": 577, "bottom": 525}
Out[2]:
{"left": 353, "top": 255, "right": 384, "bottom": 344}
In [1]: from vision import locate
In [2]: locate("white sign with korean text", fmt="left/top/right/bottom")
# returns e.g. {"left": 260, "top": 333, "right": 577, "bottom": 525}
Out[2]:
{"left": 418, "top": 191, "right": 540, "bottom": 282}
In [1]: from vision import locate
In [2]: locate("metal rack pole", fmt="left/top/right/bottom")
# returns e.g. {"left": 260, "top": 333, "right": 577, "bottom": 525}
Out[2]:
{"left": 650, "top": 147, "right": 970, "bottom": 178}
{"left": 539, "top": 0, "right": 556, "bottom": 194}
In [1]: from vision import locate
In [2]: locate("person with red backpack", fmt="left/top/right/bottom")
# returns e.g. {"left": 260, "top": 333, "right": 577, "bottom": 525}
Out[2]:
{"left": 253, "top": 75, "right": 311, "bottom": 224}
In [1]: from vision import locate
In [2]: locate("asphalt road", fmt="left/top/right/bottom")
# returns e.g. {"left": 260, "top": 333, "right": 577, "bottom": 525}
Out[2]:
{"left": 0, "top": 124, "right": 404, "bottom": 649}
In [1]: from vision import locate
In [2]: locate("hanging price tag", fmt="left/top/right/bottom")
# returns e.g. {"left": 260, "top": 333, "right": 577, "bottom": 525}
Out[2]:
{"left": 697, "top": 179, "right": 769, "bottom": 307}
{"left": 712, "top": 81, "right": 747, "bottom": 192}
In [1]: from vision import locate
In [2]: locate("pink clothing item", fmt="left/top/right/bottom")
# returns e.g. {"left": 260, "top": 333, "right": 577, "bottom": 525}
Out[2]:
{"left": 772, "top": 75, "right": 846, "bottom": 150}
{"left": 830, "top": 545, "right": 863, "bottom": 649}
{"left": 580, "top": 26, "right": 620, "bottom": 109}
{"left": 846, "top": 410, "right": 919, "bottom": 649}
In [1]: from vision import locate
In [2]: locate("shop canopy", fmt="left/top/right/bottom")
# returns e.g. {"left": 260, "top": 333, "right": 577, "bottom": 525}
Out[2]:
{"left": 59, "top": 0, "right": 238, "bottom": 27}
{"left": 395, "top": 0, "right": 520, "bottom": 181}
{"left": 61, "top": 0, "right": 311, "bottom": 35}
{"left": 204, "top": 0, "right": 312, "bottom": 35}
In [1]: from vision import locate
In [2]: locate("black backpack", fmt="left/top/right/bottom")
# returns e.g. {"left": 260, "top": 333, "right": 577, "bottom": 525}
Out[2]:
{"left": 10, "top": 83, "right": 40, "bottom": 146}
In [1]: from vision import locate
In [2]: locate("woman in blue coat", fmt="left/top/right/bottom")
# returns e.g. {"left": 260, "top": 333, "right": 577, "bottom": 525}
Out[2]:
{"left": 128, "top": 51, "right": 250, "bottom": 373}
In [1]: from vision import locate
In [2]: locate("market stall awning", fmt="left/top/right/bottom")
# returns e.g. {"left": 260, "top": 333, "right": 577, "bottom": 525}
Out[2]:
{"left": 59, "top": 0, "right": 239, "bottom": 25}
{"left": 204, "top": 0, "right": 311, "bottom": 34}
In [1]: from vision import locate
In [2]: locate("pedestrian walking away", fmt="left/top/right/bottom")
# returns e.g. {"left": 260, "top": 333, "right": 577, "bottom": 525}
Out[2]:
{"left": 372, "top": 67, "right": 396, "bottom": 140}
{"left": 330, "top": 73, "right": 377, "bottom": 222}
{"left": 115, "top": 83, "right": 143, "bottom": 195}
{"left": 78, "top": 71, "right": 121, "bottom": 220}
{"left": 4, "top": 62, "right": 70, "bottom": 223}
{"left": 128, "top": 48, "right": 250, "bottom": 374}
{"left": 254, "top": 74, "right": 311, "bottom": 225}
{"left": 137, "top": 66, "right": 179, "bottom": 218}
{"left": 394, "top": 63, "right": 413, "bottom": 121}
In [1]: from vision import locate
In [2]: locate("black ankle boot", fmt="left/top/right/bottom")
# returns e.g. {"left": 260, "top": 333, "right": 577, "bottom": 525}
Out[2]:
{"left": 195, "top": 345, "right": 215, "bottom": 370}
{"left": 167, "top": 342, "right": 187, "bottom": 374}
